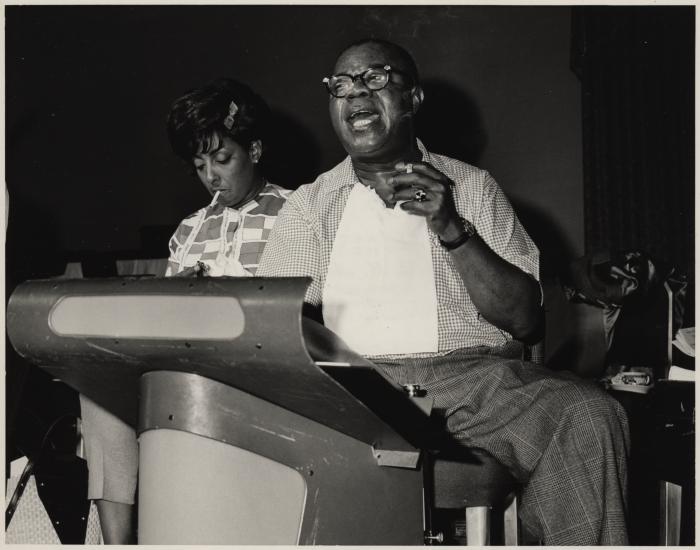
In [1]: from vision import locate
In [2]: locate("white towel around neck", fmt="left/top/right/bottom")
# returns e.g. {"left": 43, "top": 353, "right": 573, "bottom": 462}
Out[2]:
{"left": 322, "top": 182, "right": 439, "bottom": 356}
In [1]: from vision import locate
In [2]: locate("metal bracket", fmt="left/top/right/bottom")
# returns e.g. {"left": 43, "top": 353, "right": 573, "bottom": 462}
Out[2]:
{"left": 372, "top": 448, "right": 421, "bottom": 469}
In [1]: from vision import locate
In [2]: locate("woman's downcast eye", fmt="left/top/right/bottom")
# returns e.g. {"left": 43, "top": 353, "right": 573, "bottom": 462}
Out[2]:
{"left": 193, "top": 152, "right": 232, "bottom": 172}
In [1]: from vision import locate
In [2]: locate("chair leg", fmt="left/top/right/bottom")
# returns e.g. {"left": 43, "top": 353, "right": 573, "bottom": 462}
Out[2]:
{"left": 503, "top": 494, "right": 519, "bottom": 546}
{"left": 659, "top": 480, "right": 682, "bottom": 545}
{"left": 465, "top": 506, "right": 490, "bottom": 546}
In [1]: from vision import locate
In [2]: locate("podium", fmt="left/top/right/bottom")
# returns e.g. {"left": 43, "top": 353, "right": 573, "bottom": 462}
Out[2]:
{"left": 7, "top": 277, "right": 430, "bottom": 544}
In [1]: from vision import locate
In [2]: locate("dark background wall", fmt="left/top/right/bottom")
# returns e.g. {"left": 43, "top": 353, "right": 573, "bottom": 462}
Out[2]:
{"left": 6, "top": 5, "right": 583, "bottom": 277}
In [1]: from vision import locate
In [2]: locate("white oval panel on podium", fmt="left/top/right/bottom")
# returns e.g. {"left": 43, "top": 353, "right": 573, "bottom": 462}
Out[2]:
{"left": 49, "top": 295, "right": 245, "bottom": 340}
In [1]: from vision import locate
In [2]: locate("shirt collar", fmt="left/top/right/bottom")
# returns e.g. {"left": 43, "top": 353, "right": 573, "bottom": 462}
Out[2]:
{"left": 222, "top": 180, "right": 272, "bottom": 215}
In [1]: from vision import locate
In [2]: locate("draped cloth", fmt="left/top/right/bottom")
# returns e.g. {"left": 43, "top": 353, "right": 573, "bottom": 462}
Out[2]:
{"left": 323, "top": 183, "right": 439, "bottom": 356}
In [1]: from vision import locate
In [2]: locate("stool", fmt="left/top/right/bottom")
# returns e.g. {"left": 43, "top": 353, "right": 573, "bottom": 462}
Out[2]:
{"left": 429, "top": 449, "right": 520, "bottom": 545}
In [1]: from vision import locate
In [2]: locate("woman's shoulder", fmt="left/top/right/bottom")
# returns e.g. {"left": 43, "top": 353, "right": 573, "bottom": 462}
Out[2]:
{"left": 259, "top": 182, "right": 293, "bottom": 199}
{"left": 177, "top": 207, "right": 207, "bottom": 226}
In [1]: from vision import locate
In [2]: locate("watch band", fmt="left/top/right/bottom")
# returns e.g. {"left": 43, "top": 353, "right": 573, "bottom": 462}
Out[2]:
{"left": 439, "top": 217, "right": 476, "bottom": 250}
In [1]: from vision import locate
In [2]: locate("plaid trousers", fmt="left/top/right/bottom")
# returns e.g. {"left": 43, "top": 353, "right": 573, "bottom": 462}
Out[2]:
{"left": 375, "top": 344, "right": 630, "bottom": 545}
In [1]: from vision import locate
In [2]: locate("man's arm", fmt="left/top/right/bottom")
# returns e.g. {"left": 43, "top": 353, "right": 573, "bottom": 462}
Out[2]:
{"left": 440, "top": 231, "right": 542, "bottom": 342}
{"left": 393, "top": 162, "right": 543, "bottom": 343}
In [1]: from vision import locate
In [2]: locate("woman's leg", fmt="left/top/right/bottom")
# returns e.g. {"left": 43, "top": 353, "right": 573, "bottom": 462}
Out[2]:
{"left": 95, "top": 500, "right": 135, "bottom": 544}
{"left": 80, "top": 395, "right": 139, "bottom": 544}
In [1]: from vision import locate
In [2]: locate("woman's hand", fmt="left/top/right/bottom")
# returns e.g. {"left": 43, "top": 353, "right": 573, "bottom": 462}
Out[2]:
{"left": 173, "top": 262, "right": 210, "bottom": 278}
{"left": 390, "top": 161, "right": 464, "bottom": 241}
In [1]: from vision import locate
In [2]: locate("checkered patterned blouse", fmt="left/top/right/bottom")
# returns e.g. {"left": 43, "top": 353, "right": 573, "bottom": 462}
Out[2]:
{"left": 166, "top": 182, "right": 291, "bottom": 277}
{"left": 257, "top": 142, "right": 539, "bottom": 357}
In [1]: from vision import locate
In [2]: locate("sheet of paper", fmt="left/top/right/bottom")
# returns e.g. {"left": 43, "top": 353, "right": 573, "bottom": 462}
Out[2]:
{"left": 672, "top": 326, "right": 695, "bottom": 357}
{"left": 668, "top": 365, "right": 695, "bottom": 381}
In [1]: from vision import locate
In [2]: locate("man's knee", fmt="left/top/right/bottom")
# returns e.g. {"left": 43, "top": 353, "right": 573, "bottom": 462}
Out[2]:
{"left": 557, "top": 378, "right": 630, "bottom": 445}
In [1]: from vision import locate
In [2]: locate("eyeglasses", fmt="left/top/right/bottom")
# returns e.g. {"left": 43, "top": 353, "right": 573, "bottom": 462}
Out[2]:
{"left": 322, "top": 65, "right": 409, "bottom": 98}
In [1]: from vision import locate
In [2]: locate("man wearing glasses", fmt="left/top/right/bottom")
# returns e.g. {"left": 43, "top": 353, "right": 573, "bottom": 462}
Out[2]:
{"left": 258, "top": 39, "right": 629, "bottom": 545}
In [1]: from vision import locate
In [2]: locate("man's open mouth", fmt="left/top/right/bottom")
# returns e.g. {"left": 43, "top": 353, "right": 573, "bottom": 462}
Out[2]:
{"left": 347, "top": 109, "right": 379, "bottom": 130}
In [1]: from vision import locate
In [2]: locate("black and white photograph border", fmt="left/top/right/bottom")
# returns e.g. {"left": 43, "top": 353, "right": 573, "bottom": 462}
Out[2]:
{"left": 3, "top": 0, "right": 696, "bottom": 546}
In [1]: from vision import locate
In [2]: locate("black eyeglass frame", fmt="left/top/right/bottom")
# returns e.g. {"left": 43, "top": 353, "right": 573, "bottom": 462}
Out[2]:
{"left": 321, "top": 64, "right": 413, "bottom": 98}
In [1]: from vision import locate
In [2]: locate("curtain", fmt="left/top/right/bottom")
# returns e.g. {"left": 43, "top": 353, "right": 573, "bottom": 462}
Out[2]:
{"left": 571, "top": 7, "right": 694, "bottom": 284}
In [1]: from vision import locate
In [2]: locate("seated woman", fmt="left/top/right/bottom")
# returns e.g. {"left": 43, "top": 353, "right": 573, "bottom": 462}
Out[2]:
{"left": 165, "top": 78, "right": 290, "bottom": 277}
{"left": 79, "top": 77, "right": 291, "bottom": 544}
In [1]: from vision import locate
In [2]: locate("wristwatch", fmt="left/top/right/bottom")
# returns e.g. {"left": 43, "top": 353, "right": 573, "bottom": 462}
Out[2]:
{"left": 438, "top": 217, "right": 477, "bottom": 250}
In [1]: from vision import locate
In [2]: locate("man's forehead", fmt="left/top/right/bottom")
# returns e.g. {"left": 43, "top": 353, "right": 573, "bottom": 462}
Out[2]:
{"left": 333, "top": 43, "right": 403, "bottom": 73}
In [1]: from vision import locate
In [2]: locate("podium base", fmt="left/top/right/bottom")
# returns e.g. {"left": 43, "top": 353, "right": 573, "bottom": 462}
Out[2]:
{"left": 138, "top": 371, "right": 424, "bottom": 545}
{"left": 139, "top": 428, "right": 306, "bottom": 544}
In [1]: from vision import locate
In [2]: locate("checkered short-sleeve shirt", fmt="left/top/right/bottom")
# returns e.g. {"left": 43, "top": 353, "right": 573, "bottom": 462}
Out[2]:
{"left": 257, "top": 142, "right": 539, "bottom": 355}
{"left": 166, "top": 182, "right": 291, "bottom": 277}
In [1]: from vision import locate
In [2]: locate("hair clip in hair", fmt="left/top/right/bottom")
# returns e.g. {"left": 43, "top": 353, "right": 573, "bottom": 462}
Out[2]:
{"left": 223, "top": 100, "right": 239, "bottom": 130}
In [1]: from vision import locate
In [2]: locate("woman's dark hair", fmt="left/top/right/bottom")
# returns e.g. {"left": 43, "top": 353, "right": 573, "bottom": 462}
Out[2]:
{"left": 167, "top": 77, "right": 270, "bottom": 162}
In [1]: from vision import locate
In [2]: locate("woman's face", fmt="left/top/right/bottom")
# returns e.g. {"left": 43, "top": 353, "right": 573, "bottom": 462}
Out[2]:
{"left": 193, "top": 135, "right": 261, "bottom": 208}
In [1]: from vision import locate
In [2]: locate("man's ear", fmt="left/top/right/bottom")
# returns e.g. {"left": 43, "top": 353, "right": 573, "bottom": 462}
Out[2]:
{"left": 249, "top": 140, "right": 263, "bottom": 164}
{"left": 411, "top": 86, "right": 424, "bottom": 114}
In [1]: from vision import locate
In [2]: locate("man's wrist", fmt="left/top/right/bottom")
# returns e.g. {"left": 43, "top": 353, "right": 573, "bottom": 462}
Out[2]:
{"left": 438, "top": 217, "right": 476, "bottom": 250}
